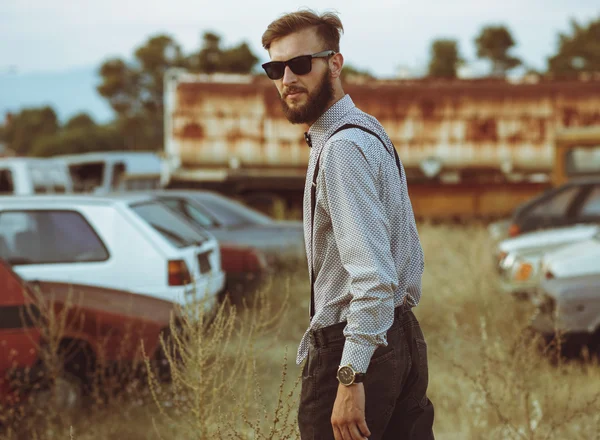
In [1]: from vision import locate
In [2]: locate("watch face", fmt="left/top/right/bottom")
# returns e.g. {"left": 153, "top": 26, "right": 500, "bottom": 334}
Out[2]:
{"left": 338, "top": 366, "right": 355, "bottom": 385}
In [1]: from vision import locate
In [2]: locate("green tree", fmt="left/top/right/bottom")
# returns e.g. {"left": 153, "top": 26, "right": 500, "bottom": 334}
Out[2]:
{"left": 428, "top": 39, "right": 463, "bottom": 78}
{"left": 475, "top": 25, "right": 522, "bottom": 77}
{"left": 547, "top": 16, "right": 600, "bottom": 77}
{"left": 0, "top": 106, "right": 59, "bottom": 156}
{"left": 192, "top": 32, "right": 222, "bottom": 73}
{"left": 189, "top": 32, "right": 259, "bottom": 74}
{"left": 97, "top": 34, "right": 186, "bottom": 150}
{"left": 65, "top": 112, "right": 96, "bottom": 131}
{"left": 32, "top": 123, "right": 124, "bottom": 157}
{"left": 220, "top": 43, "right": 259, "bottom": 74}
{"left": 96, "top": 32, "right": 259, "bottom": 151}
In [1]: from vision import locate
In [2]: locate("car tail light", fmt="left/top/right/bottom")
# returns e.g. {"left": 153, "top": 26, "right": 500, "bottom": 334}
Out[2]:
{"left": 514, "top": 262, "right": 533, "bottom": 281}
{"left": 168, "top": 260, "right": 191, "bottom": 286}
{"left": 508, "top": 223, "right": 521, "bottom": 237}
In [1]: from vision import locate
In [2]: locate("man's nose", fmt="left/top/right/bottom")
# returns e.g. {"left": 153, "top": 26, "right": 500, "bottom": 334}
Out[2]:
{"left": 282, "top": 65, "right": 297, "bottom": 86}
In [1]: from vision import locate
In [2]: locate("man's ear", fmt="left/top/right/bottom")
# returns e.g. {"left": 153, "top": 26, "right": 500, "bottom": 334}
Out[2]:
{"left": 329, "top": 53, "right": 344, "bottom": 79}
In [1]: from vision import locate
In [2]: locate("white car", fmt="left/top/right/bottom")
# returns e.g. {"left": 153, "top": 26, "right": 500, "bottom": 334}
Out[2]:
{"left": 540, "top": 233, "right": 600, "bottom": 280}
{"left": 0, "top": 194, "right": 225, "bottom": 311}
{"left": 494, "top": 224, "right": 600, "bottom": 297}
{"left": 0, "top": 158, "right": 73, "bottom": 195}
{"left": 530, "top": 273, "right": 600, "bottom": 353}
{"left": 56, "top": 151, "right": 164, "bottom": 193}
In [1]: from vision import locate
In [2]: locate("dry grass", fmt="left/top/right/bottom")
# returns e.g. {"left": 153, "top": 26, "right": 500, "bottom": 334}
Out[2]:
{"left": 2, "top": 223, "right": 600, "bottom": 439}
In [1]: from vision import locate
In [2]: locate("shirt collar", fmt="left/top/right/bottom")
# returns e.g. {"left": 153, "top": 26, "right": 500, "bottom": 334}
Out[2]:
{"left": 306, "top": 95, "right": 355, "bottom": 148}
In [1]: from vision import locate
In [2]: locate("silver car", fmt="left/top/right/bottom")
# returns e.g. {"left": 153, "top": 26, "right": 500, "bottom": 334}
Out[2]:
{"left": 494, "top": 224, "right": 600, "bottom": 298}
{"left": 530, "top": 273, "right": 600, "bottom": 355}
{"left": 134, "top": 190, "right": 306, "bottom": 270}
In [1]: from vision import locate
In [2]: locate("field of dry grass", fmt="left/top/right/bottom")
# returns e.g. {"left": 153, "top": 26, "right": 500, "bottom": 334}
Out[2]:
{"left": 2, "top": 223, "right": 600, "bottom": 440}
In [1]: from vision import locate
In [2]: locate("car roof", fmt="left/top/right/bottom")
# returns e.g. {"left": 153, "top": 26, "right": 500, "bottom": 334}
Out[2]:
{"left": 0, "top": 193, "right": 159, "bottom": 207}
{"left": 120, "top": 189, "right": 224, "bottom": 200}
{"left": 55, "top": 151, "right": 159, "bottom": 161}
{"left": 514, "top": 177, "right": 600, "bottom": 216}
{"left": 0, "top": 157, "right": 66, "bottom": 165}
{"left": 128, "top": 188, "right": 214, "bottom": 195}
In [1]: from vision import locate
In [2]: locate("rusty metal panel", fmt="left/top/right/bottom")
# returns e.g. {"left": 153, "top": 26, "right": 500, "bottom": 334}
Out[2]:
{"left": 166, "top": 73, "right": 600, "bottom": 175}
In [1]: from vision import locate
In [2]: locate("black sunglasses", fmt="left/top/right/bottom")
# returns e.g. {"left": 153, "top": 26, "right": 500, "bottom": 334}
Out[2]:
{"left": 262, "top": 50, "right": 336, "bottom": 80}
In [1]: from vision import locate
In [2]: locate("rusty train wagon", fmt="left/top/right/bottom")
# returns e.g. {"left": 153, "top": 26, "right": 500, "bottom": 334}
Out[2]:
{"left": 162, "top": 70, "right": 600, "bottom": 220}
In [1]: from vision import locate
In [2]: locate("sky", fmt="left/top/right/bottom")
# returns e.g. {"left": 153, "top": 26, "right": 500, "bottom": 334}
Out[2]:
{"left": 1, "top": 0, "right": 599, "bottom": 121}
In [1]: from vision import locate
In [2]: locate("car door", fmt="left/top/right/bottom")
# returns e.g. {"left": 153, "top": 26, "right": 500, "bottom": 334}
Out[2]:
{"left": 519, "top": 185, "right": 588, "bottom": 233}
{"left": 0, "top": 259, "right": 41, "bottom": 401}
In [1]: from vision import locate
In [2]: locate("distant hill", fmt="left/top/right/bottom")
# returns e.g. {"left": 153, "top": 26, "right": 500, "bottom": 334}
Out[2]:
{"left": 0, "top": 66, "right": 114, "bottom": 124}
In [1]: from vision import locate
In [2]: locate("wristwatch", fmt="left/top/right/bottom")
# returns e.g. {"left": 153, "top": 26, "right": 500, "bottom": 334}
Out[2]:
{"left": 337, "top": 364, "right": 366, "bottom": 386}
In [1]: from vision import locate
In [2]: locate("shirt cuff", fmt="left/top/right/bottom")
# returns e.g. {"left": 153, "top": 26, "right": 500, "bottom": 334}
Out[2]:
{"left": 340, "top": 340, "right": 378, "bottom": 374}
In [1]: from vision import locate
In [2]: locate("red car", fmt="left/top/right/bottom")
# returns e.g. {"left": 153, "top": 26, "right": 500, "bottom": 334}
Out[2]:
{"left": 218, "top": 243, "right": 271, "bottom": 300}
{"left": 0, "top": 258, "right": 176, "bottom": 409}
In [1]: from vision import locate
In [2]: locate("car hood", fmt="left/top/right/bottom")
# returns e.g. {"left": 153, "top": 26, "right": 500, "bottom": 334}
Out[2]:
{"left": 540, "top": 274, "right": 600, "bottom": 302}
{"left": 543, "top": 238, "right": 600, "bottom": 278}
{"left": 498, "top": 224, "right": 600, "bottom": 255}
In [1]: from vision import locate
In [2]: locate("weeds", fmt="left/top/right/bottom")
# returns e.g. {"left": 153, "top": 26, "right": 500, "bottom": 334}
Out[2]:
{"left": 1, "top": 224, "right": 599, "bottom": 439}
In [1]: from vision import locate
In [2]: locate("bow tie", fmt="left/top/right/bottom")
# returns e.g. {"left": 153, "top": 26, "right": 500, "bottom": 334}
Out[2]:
{"left": 304, "top": 132, "right": 313, "bottom": 148}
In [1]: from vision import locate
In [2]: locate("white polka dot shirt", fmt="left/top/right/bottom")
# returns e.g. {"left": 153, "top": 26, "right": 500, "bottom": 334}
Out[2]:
{"left": 297, "top": 95, "right": 425, "bottom": 374}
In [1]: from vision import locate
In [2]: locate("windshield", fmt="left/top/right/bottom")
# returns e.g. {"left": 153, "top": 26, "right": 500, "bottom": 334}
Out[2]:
{"left": 191, "top": 192, "right": 273, "bottom": 227}
{"left": 131, "top": 201, "right": 208, "bottom": 248}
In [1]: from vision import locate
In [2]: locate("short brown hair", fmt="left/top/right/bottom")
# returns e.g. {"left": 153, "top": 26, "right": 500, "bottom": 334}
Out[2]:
{"left": 262, "top": 9, "right": 344, "bottom": 52}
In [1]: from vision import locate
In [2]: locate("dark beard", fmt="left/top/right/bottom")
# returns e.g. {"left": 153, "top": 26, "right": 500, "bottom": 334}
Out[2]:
{"left": 280, "top": 72, "right": 334, "bottom": 125}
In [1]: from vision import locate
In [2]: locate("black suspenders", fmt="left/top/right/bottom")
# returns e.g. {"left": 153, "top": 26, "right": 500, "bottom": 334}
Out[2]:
{"left": 309, "top": 124, "right": 403, "bottom": 319}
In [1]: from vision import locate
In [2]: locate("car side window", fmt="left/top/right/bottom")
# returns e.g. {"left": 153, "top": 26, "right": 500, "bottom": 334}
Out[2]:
{"left": 0, "top": 210, "right": 109, "bottom": 265}
{"left": 529, "top": 186, "right": 580, "bottom": 217}
{"left": 0, "top": 169, "right": 14, "bottom": 194}
{"left": 579, "top": 186, "right": 600, "bottom": 217}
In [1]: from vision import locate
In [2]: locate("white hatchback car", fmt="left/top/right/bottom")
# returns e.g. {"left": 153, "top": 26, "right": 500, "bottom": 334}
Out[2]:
{"left": 0, "top": 194, "right": 225, "bottom": 311}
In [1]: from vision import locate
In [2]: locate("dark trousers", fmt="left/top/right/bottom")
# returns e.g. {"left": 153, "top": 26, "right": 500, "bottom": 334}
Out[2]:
{"left": 298, "top": 304, "right": 435, "bottom": 439}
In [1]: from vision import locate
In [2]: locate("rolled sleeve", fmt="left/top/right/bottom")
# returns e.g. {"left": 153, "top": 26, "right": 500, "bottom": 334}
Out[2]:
{"left": 320, "top": 137, "right": 398, "bottom": 373}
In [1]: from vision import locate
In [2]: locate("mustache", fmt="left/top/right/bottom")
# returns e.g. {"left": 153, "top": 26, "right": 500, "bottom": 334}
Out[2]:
{"left": 282, "top": 87, "right": 308, "bottom": 98}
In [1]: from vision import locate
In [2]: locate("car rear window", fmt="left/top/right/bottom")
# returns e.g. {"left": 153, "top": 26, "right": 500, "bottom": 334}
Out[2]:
{"left": 0, "top": 210, "right": 109, "bottom": 265}
{"left": 160, "top": 198, "right": 216, "bottom": 228}
{"left": 131, "top": 201, "right": 208, "bottom": 249}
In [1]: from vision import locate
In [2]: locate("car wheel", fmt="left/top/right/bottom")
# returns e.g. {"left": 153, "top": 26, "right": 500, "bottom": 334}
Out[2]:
{"left": 30, "top": 371, "right": 84, "bottom": 413}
